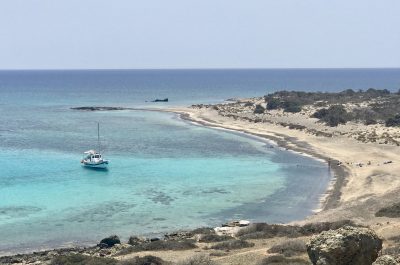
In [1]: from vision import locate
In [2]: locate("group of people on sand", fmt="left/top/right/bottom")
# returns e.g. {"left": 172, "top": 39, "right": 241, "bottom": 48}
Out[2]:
{"left": 328, "top": 158, "right": 393, "bottom": 168}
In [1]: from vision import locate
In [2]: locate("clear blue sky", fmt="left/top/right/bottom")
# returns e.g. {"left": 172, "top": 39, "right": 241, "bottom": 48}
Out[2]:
{"left": 0, "top": 0, "right": 399, "bottom": 69}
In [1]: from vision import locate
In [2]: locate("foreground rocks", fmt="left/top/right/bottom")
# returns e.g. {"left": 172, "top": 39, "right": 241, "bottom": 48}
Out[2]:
{"left": 1, "top": 221, "right": 393, "bottom": 265}
{"left": 307, "top": 226, "right": 382, "bottom": 265}
{"left": 373, "top": 255, "right": 398, "bottom": 265}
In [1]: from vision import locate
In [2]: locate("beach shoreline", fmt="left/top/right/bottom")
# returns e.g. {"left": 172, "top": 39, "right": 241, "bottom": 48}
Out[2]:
{"left": 165, "top": 109, "right": 347, "bottom": 213}
{"left": 156, "top": 100, "right": 400, "bottom": 229}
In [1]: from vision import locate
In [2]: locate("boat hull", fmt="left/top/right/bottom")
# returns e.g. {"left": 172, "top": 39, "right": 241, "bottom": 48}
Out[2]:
{"left": 82, "top": 161, "right": 109, "bottom": 169}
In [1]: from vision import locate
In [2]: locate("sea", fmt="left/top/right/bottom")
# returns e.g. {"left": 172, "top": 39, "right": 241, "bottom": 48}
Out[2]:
{"left": 0, "top": 68, "right": 399, "bottom": 255}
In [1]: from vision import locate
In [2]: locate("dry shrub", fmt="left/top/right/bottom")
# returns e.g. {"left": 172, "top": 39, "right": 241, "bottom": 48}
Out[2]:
{"left": 210, "top": 239, "right": 254, "bottom": 250}
{"left": 176, "top": 254, "right": 218, "bottom": 265}
{"left": 267, "top": 239, "right": 307, "bottom": 257}
{"left": 119, "top": 255, "right": 165, "bottom": 265}
{"left": 51, "top": 254, "right": 117, "bottom": 265}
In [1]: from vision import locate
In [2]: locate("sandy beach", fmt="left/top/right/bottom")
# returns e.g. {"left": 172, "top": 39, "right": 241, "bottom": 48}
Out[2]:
{"left": 162, "top": 100, "right": 400, "bottom": 236}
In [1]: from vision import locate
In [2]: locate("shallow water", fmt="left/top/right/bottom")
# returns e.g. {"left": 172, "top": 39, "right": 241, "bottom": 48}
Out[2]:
{"left": 3, "top": 68, "right": 396, "bottom": 254}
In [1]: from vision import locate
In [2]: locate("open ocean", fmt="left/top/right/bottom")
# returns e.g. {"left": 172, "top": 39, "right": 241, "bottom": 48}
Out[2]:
{"left": 0, "top": 69, "right": 399, "bottom": 254}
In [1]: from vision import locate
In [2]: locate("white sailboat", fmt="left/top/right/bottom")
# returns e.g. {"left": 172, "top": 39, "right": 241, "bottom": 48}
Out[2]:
{"left": 81, "top": 123, "right": 109, "bottom": 169}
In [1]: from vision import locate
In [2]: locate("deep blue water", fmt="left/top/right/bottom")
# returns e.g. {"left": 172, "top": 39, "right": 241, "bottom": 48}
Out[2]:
{"left": 0, "top": 69, "right": 398, "bottom": 255}
{"left": 1, "top": 68, "right": 399, "bottom": 106}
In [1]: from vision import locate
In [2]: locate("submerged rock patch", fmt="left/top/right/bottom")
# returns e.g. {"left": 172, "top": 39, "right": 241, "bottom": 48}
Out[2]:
{"left": 0, "top": 206, "right": 42, "bottom": 218}
{"left": 147, "top": 189, "right": 174, "bottom": 205}
{"left": 65, "top": 201, "right": 136, "bottom": 223}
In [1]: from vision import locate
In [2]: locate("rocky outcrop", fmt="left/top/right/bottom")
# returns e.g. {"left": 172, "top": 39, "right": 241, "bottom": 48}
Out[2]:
{"left": 128, "top": 236, "right": 149, "bottom": 246}
{"left": 151, "top": 98, "right": 168, "bottom": 102}
{"left": 98, "top": 235, "right": 121, "bottom": 248}
{"left": 71, "top": 106, "right": 127, "bottom": 111}
{"left": 307, "top": 226, "right": 382, "bottom": 265}
{"left": 373, "top": 255, "right": 398, "bottom": 265}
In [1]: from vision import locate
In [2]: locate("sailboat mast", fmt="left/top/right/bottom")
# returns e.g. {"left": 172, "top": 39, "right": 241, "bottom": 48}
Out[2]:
{"left": 97, "top": 122, "right": 100, "bottom": 152}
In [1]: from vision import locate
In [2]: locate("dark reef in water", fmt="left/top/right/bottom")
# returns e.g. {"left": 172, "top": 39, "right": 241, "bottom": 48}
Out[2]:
{"left": 71, "top": 106, "right": 128, "bottom": 111}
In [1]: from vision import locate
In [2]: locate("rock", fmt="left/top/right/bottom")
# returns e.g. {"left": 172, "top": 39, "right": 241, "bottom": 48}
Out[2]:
{"left": 307, "top": 226, "right": 382, "bottom": 265}
{"left": 152, "top": 98, "right": 168, "bottom": 102}
{"left": 128, "top": 236, "right": 148, "bottom": 246}
{"left": 373, "top": 255, "right": 398, "bottom": 265}
{"left": 71, "top": 106, "right": 126, "bottom": 111}
{"left": 98, "top": 235, "right": 120, "bottom": 248}
{"left": 254, "top": 104, "right": 265, "bottom": 114}
{"left": 164, "top": 231, "right": 194, "bottom": 240}
{"left": 222, "top": 220, "right": 250, "bottom": 227}
{"left": 99, "top": 248, "right": 111, "bottom": 257}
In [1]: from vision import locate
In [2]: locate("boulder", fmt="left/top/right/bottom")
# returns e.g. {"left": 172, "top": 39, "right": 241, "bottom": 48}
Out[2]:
{"left": 307, "top": 226, "right": 382, "bottom": 265}
{"left": 98, "top": 235, "right": 120, "bottom": 248}
{"left": 128, "top": 236, "right": 148, "bottom": 246}
{"left": 373, "top": 255, "right": 398, "bottom": 265}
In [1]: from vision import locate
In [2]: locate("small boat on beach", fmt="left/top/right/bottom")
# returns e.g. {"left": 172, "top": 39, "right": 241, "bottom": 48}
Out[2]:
{"left": 81, "top": 123, "right": 109, "bottom": 169}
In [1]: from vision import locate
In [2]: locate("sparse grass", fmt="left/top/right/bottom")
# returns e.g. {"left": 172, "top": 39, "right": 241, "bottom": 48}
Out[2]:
{"left": 210, "top": 239, "right": 254, "bottom": 251}
{"left": 376, "top": 203, "right": 400, "bottom": 218}
{"left": 117, "top": 239, "right": 197, "bottom": 255}
{"left": 382, "top": 246, "right": 400, "bottom": 257}
{"left": 199, "top": 234, "right": 233, "bottom": 243}
{"left": 237, "top": 220, "right": 358, "bottom": 240}
{"left": 267, "top": 239, "right": 307, "bottom": 257}
{"left": 51, "top": 254, "right": 117, "bottom": 265}
{"left": 191, "top": 227, "right": 215, "bottom": 235}
{"left": 258, "top": 255, "right": 285, "bottom": 264}
{"left": 118, "top": 255, "right": 166, "bottom": 265}
{"left": 258, "top": 255, "right": 311, "bottom": 265}
{"left": 300, "top": 220, "right": 358, "bottom": 235}
{"left": 387, "top": 235, "right": 400, "bottom": 243}
{"left": 176, "top": 254, "right": 218, "bottom": 265}
{"left": 237, "top": 223, "right": 303, "bottom": 240}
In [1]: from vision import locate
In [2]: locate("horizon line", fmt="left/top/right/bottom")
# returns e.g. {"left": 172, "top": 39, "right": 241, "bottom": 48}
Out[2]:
{"left": 0, "top": 67, "right": 399, "bottom": 71}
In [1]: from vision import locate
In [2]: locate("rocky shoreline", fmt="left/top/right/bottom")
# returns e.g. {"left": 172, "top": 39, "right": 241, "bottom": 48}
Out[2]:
{"left": 3, "top": 220, "right": 391, "bottom": 265}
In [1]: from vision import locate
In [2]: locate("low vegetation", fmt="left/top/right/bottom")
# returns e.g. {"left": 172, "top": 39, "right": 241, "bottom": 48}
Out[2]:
{"left": 267, "top": 239, "right": 307, "bottom": 257}
{"left": 118, "top": 239, "right": 197, "bottom": 255}
{"left": 51, "top": 254, "right": 117, "bottom": 265}
{"left": 176, "top": 255, "right": 217, "bottom": 265}
{"left": 375, "top": 202, "right": 400, "bottom": 218}
{"left": 254, "top": 104, "right": 265, "bottom": 114}
{"left": 198, "top": 234, "right": 233, "bottom": 243}
{"left": 119, "top": 256, "right": 166, "bottom": 265}
{"left": 51, "top": 255, "right": 167, "bottom": 265}
{"left": 257, "top": 255, "right": 310, "bottom": 265}
{"left": 237, "top": 220, "right": 357, "bottom": 240}
{"left": 385, "top": 115, "right": 400, "bottom": 127}
{"left": 311, "top": 105, "right": 349, "bottom": 127}
{"left": 210, "top": 239, "right": 254, "bottom": 250}
{"left": 264, "top": 96, "right": 302, "bottom": 113}
{"left": 264, "top": 89, "right": 400, "bottom": 126}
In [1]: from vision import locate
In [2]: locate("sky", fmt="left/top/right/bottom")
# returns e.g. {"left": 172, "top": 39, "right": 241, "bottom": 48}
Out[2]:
{"left": 0, "top": 0, "right": 399, "bottom": 69}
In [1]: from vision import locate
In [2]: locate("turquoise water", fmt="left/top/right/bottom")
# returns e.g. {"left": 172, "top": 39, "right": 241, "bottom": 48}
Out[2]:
{"left": 0, "top": 109, "right": 330, "bottom": 254}
{"left": 3, "top": 68, "right": 396, "bottom": 254}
